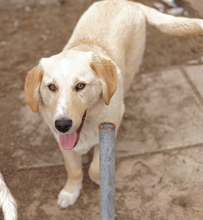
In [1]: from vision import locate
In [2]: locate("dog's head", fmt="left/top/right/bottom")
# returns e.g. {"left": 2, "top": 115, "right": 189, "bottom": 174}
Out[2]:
{"left": 24, "top": 50, "right": 117, "bottom": 150}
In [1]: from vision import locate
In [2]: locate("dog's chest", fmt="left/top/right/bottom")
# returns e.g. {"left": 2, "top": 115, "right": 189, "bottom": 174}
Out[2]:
{"left": 73, "top": 123, "right": 99, "bottom": 154}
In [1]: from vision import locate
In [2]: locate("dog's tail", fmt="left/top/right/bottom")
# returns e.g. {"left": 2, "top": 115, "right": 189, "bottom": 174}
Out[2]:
{"left": 0, "top": 173, "right": 17, "bottom": 220}
{"left": 138, "top": 3, "right": 203, "bottom": 36}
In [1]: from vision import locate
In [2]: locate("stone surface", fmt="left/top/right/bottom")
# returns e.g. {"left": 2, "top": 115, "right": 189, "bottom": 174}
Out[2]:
{"left": 182, "top": 0, "right": 203, "bottom": 18}
{"left": 115, "top": 145, "right": 203, "bottom": 220}
{"left": 116, "top": 66, "right": 203, "bottom": 157}
{"left": 183, "top": 65, "right": 203, "bottom": 98}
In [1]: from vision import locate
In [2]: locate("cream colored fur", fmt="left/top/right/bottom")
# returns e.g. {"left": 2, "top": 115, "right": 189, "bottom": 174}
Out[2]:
{"left": 24, "top": 0, "right": 203, "bottom": 208}
{"left": 0, "top": 173, "right": 17, "bottom": 220}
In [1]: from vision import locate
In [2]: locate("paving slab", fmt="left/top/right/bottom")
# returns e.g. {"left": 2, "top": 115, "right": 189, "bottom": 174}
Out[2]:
{"left": 115, "top": 144, "right": 203, "bottom": 220}
{"left": 116, "top": 66, "right": 203, "bottom": 157}
{"left": 183, "top": 65, "right": 203, "bottom": 100}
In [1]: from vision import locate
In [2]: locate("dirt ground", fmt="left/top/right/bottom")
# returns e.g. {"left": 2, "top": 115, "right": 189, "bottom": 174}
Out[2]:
{"left": 0, "top": 0, "right": 203, "bottom": 219}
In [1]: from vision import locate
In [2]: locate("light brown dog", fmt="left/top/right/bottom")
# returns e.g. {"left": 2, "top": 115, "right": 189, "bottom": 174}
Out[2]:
{"left": 25, "top": 0, "right": 203, "bottom": 208}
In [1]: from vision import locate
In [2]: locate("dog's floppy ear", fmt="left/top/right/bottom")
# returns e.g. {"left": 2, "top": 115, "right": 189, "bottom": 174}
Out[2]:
{"left": 90, "top": 56, "right": 117, "bottom": 105}
{"left": 24, "top": 65, "right": 43, "bottom": 112}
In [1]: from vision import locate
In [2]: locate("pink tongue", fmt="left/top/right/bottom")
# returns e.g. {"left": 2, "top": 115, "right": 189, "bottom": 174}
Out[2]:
{"left": 59, "top": 132, "right": 78, "bottom": 150}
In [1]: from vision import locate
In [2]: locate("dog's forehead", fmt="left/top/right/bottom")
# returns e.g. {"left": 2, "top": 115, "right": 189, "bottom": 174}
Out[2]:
{"left": 41, "top": 50, "right": 93, "bottom": 79}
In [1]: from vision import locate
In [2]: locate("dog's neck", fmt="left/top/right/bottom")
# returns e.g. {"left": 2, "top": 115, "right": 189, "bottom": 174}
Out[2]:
{"left": 63, "top": 40, "right": 110, "bottom": 58}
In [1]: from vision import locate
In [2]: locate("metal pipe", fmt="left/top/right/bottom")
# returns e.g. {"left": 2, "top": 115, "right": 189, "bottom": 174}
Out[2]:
{"left": 99, "top": 122, "right": 116, "bottom": 220}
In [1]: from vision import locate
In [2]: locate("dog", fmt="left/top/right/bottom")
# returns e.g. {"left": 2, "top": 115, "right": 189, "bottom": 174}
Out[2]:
{"left": 24, "top": 0, "right": 203, "bottom": 208}
{"left": 0, "top": 173, "right": 17, "bottom": 220}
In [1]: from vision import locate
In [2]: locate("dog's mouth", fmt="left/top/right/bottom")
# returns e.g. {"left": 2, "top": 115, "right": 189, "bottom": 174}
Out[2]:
{"left": 59, "top": 111, "right": 87, "bottom": 150}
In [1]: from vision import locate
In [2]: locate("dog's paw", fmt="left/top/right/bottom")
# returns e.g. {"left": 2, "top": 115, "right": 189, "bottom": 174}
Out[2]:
{"left": 57, "top": 185, "right": 81, "bottom": 208}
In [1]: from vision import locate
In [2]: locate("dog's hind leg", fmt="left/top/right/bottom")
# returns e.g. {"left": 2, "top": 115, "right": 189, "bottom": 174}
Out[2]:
{"left": 57, "top": 149, "right": 83, "bottom": 208}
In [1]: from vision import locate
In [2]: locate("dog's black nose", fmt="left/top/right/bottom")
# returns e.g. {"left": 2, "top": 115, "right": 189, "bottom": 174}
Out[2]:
{"left": 55, "top": 119, "right": 73, "bottom": 133}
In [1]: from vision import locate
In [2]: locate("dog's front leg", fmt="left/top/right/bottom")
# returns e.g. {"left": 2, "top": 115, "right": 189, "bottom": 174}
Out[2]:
{"left": 57, "top": 149, "right": 83, "bottom": 208}
{"left": 88, "top": 145, "right": 100, "bottom": 185}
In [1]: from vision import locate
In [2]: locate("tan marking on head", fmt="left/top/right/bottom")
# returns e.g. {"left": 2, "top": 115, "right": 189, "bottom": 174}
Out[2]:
{"left": 24, "top": 66, "right": 43, "bottom": 112}
{"left": 90, "top": 56, "right": 117, "bottom": 105}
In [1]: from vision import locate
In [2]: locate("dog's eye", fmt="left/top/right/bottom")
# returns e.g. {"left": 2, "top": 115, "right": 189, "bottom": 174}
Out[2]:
{"left": 48, "top": 84, "right": 57, "bottom": 92}
{"left": 76, "top": 83, "right": 86, "bottom": 91}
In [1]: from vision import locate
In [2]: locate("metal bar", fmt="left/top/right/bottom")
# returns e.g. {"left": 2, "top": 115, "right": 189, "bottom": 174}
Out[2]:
{"left": 99, "top": 122, "right": 116, "bottom": 220}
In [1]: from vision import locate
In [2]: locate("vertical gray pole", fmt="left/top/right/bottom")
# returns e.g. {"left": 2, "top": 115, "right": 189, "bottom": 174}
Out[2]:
{"left": 99, "top": 122, "right": 116, "bottom": 220}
